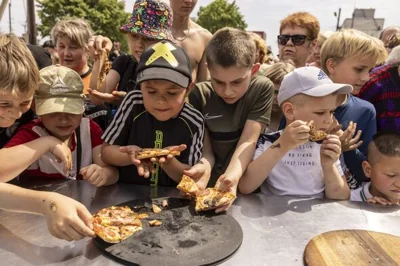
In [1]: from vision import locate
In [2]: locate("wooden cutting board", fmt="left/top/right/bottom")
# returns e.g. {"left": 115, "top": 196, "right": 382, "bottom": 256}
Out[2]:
{"left": 304, "top": 230, "right": 400, "bottom": 266}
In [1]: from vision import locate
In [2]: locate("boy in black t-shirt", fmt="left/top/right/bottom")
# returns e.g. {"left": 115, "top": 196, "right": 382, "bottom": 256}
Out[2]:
{"left": 101, "top": 41, "right": 204, "bottom": 186}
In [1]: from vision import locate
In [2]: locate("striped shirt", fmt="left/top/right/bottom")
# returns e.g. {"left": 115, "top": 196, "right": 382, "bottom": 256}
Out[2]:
{"left": 350, "top": 182, "right": 373, "bottom": 202}
{"left": 102, "top": 90, "right": 204, "bottom": 186}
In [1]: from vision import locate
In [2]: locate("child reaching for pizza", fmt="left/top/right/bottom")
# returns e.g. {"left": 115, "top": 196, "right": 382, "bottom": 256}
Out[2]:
{"left": 0, "top": 33, "right": 95, "bottom": 241}
{"left": 101, "top": 41, "right": 204, "bottom": 186}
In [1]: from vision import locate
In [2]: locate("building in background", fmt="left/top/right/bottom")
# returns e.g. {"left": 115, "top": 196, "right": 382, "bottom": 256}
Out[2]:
{"left": 341, "top": 8, "right": 384, "bottom": 38}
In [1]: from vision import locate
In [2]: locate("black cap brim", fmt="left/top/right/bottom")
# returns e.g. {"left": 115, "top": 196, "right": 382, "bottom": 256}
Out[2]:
{"left": 136, "top": 67, "right": 190, "bottom": 88}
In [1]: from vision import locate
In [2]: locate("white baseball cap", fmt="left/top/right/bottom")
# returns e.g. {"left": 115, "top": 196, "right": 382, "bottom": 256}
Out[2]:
{"left": 277, "top": 66, "right": 353, "bottom": 106}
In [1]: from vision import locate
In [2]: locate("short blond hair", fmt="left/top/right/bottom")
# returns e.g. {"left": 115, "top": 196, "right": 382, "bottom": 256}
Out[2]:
{"left": 320, "top": 29, "right": 388, "bottom": 73}
{"left": 0, "top": 34, "right": 39, "bottom": 96}
{"left": 263, "top": 61, "right": 296, "bottom": 85}
{"left": 51, "top": 19, "right": 93, "bottom": 50}
{"left": 250, "top": 33, "right": 267, "bottom": 64}
{"left": 317, "top": 31, "right": 333, "bottom": 46}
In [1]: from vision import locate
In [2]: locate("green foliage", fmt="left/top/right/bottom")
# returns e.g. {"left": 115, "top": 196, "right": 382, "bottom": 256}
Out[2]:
{"left": 37, "top": 0, "right": 130, "bottom": 51}
{"left": 196, "top": 0, "right": 247, "bottom": 34}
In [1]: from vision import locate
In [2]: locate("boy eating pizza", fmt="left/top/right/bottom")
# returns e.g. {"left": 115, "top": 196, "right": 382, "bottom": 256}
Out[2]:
{"left": 101, "top": 41, "right": 205, "bottom": 186}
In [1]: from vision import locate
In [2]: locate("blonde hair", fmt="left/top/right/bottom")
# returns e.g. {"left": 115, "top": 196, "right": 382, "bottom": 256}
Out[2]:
{"left": 51, "top": 19, "right": 93, "bottom": 50}
{"left": 317, "top": 31, "right": 333, "bottom": 46}
{"left": 250, "top": 33, "right": 267, "bottom": 64}
{"left": 263, "top": 61, "right": 295, "bottom": 85}
{"left": 320, "top": 29, "right": 388, "bottom": 73}
{"left": 0, "top": 34, "right": 39, "bottom": 96}
{"left": 280, "top": 12, "right": 320, "bottom": 40}
{"left": 206, "top": 27, "right": 256, "bottom": 68}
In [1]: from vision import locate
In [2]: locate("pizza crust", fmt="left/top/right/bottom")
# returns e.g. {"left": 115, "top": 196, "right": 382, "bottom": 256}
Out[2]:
{"left": 176, "top": 175, "right": 199, "bottom": 196}
{"left": 195, "top": 188, "right": 236, "bottom": 212}
{"left": 135, "top": 148, "right": 181, "bottom": 160}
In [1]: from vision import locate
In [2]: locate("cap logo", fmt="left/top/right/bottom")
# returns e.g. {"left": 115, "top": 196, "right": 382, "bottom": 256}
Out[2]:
{"left": 145, "top": 42, "right": 178, "bottom": 67}
{"left": 317, "top": 70, "right": 328, "bottom": 80}
{"left": 50, "top": 75, "right": 72, "bottom": 93}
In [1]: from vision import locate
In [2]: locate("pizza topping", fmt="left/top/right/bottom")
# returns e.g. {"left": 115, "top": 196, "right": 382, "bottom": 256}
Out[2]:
{"left": 308, "top": 121, "right": 327, "bottom": 142}
{"left": 195, "top": 188, "right": 236, "bottom": 212}
{"left": 162, "top": 199, "right": 168, "bottom": 208}
{"left": 152, "top": 204, "right": 162, "bottom": 213}
{"left": 176, "top": 175, "right": 199, "bottom": 196}
{"left": 149, "top": 220, "right": 163, "bottom": 226}
{"left": 135, "top": 148, "right": 181, "bottom": 160}
{"left": 98, "top": 50, "right": 111, "bottom": 90}
{"left": 93, "top": 206, "right": 144, "bottom": 243}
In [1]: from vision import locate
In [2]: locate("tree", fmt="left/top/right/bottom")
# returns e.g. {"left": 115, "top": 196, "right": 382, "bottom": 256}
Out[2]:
{"left": 196, "top": 0, "right": 247, "bottom": 34}
{"left": 37, "top": 0, "right": 130, "bottom": 51}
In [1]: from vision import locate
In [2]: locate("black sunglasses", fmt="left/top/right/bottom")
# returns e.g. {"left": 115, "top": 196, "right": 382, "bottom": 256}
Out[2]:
{"left": 277, "top": 34, "right": 311, "bottom": 46}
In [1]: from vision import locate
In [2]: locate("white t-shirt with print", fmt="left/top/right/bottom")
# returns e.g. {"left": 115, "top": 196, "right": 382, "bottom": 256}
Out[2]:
{"left": 255, "top": 131, "right": 344, "bottom": 198}
{"left": 350, "top": 182, "right": 373, "bottom": 202}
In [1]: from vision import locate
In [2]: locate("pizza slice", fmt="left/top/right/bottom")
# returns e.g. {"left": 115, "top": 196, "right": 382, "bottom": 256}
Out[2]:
{"left": 176, "top": 175, "right": 199, "bottom": 196}
{"left": 93, "top": 224, "right": 121, "bottom": 243}
{"left": 93, "top": 205, "right": 143, "bottom": 243}
{"left": 135, "top": 148, "right": 181, "bottom": 160}
{"left": 98, "top": 49, "right": 111, "bottom": 90}
{"left": 120, "top": 225, "right": 142, "bottom": 241}
{"left": 308, "top": 121, "right": 327, "bottom": 142}
{"left": 195, "top": 188, "right": 236, "bottom": 212}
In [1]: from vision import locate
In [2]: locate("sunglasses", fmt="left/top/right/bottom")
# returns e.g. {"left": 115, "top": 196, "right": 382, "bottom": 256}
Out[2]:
{"left": 278, "top": 34, "right": 311, "bottom": 46}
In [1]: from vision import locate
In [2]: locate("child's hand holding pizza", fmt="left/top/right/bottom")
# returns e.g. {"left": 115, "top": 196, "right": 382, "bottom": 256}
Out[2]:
{"left": 119, "top": 145, "right": 154, "bottom": 178}
{"left": 155, "top": 144, "right": 187, "bottom": 165}
{"left": 43, "top": 192, "right": 95, "bottom": 241}
{"left": 320, "top": 135, "right": 342, "bottom": 167}
{"left": 49, "top": 137, "right": 72, "bottom": 175}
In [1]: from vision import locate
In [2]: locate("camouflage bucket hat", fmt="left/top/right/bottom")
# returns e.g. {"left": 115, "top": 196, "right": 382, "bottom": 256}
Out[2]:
{"left": 120, "top": 0, "right": 173, "bottom": 41}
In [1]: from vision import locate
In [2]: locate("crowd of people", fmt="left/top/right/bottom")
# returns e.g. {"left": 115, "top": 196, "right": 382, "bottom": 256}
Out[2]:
{"left": 0, "top": 0, "right": 400, "bottom": 243}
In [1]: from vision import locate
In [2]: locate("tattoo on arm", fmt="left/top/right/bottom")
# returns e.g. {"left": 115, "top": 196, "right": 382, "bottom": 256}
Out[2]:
{"left": 270, "top": 143, "right": 281, "bottom": 149}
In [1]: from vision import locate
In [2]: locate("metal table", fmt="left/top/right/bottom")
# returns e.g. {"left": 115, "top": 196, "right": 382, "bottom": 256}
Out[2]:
{"left": 0, "top": 180, "right": 399, "bottom": 266}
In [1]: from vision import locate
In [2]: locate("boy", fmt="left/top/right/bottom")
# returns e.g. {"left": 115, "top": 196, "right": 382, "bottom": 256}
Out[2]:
{"left": 88, "top": 0, "right": 173, "bottom": 106}
{"left": 5, "top": 65, "right": 118, "bottom": 187}
{"left": 0, "top": 33, "right": 95, "bottom": 241}
{"left": 51, "top": 18, "right": 109, "bottom": 130}
{"left": 101, "top": 41, "right": 204, "bottom": 186}
{"left": 187, "top": 27, "right": 274, "bottom": 208}
{"left": 351, "top": 131, "right": 400, "bottom": 205}
{"left": 320, "top": 29, "right": 387, "bottom": 186}
{"left": 278, "top": 12, "right": 320, "bottom": 68}
{"left": 169, "top": 0, "right": 212, "bottom": 82}
{"left": 239, "top": 67, "right": 351, "bottom": 200}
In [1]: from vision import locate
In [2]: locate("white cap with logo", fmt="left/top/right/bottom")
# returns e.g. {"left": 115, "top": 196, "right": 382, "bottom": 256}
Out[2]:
{"left": 277, "top": 66, "right": 353, "bottom": 106}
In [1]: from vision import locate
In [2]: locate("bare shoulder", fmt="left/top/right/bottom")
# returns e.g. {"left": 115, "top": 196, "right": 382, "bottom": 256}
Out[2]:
{"left": 190, "top": 20, "right": 213, "bottom": 41}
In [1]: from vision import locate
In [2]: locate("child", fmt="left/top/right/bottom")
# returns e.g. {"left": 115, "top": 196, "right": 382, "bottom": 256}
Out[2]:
{"left": 309, "top": 31, "right": 333, "bottom": 68}
{"left": 320, "top": 29, "right": 387, "bottom": 185}
{"left": 0, "top": 33, "right": 95, "bottom": 241}
{"left": 239, "top": 67, "right": 351, "bottom": 200}
{"left": 88, "top": 0, "right": 173, "bottom": 106}
{"left": 101, "top": 41, "right": 204, "bottom": 186}
{"left": 5, "top": 65, "right": 118, "bottom": 186}
{"left": 358, "top": 44, "right": 400, "bottom": 132}
{"left": 351, "top": 131, "right": 400, "bottom": 205}
{"left": 187, "top": 27, "right": 275, "bottom": 209}
{"left": 263, "top": 61, "right": 296, "bottom": 133}
{"left": 51, "top": 18, "right": 109, "bottom": 130}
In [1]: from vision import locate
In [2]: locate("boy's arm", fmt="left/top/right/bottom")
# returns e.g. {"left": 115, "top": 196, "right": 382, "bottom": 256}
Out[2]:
{"left": 196, "top": 52, "right": 209, "bottom": 82}
{"left": 239, "top": 139, "right": 290, "bottom": 194}
{"left": 101, "top": 143, "right": 133, "bottom": 166}
{"left": 160, "top": 157, "right": 191, "bottom": 183}
{"left": 90, "top": 145, "right": 119, "bottom": 186}
{"left": 0, "top": 183, "right": 95, "bottom": 241}
{"left": 0, "top": 136, "right": 71, "bottom": 182}
{"left": 323, "top": 164, "right": 350, "bottom": 200}
{"left": 183, "top": 128, "right": 215, "bottom": 190}
{"left": 321, "top": 135, "right": 350, "bottom": 200}
{"left": 222, "top": 120, "right": 264, "bottom": 186}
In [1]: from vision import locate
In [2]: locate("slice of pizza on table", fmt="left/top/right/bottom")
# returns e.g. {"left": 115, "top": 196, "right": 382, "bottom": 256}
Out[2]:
{"left": 92, "top": 206, "right": 143, "bottom": 243}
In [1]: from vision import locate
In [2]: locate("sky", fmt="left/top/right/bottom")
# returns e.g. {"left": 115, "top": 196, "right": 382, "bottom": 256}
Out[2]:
{"left": 0, "top": 0, "right": 399, "bottom": 54}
